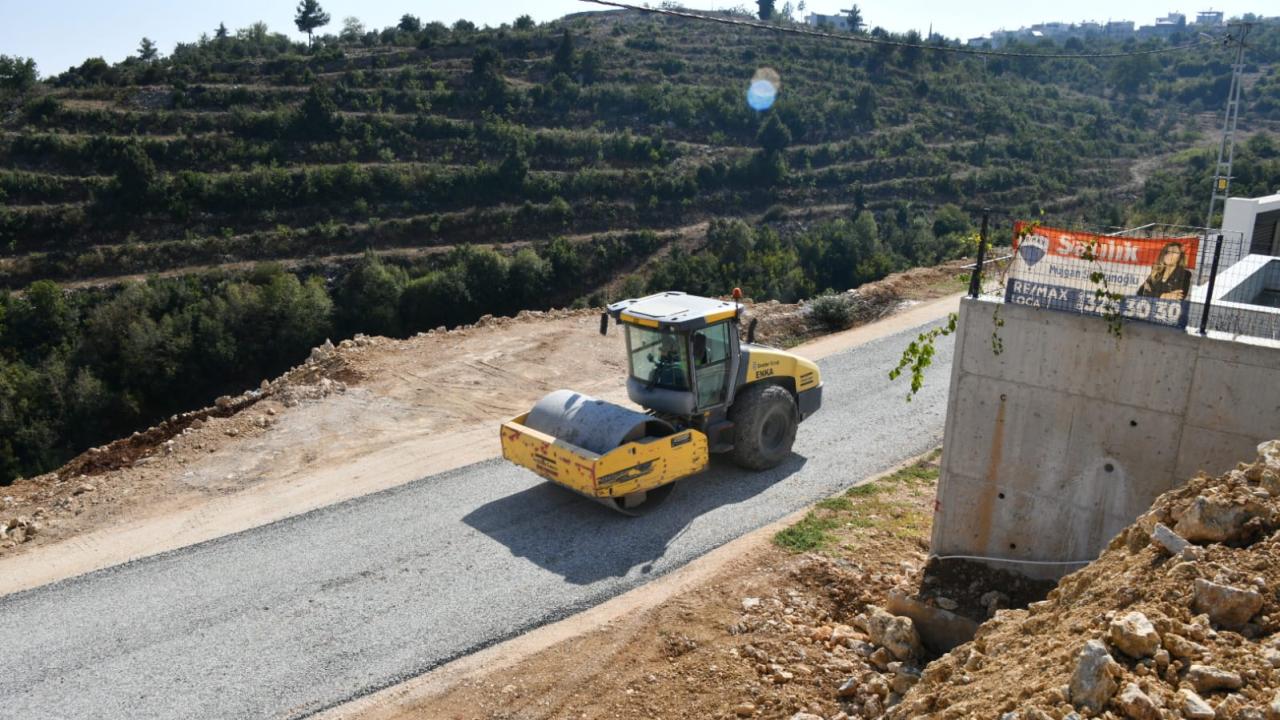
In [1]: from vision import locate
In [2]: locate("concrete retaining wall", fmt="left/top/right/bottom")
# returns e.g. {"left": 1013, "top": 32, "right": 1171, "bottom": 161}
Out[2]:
{"left": 932, "top": 298, "right": 1280, "bottom": 578}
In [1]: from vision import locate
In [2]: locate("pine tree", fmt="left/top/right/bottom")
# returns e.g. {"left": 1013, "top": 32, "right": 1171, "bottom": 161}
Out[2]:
{"left": 215, "top": 23, "right": 229, "bottom": 40}
{"left": 844, "top": 5, "right": 864, "bottom": 33}
{"left": 138, "top": 38, "right": 159, "bottom": 62}
{"left": 757, "top": 113, "right": 792, "bottom": 154}
{"left": 553, "top": 30, "right": 575, "bottom": 75}
{"left": 294, "top": 0, "right": 331, "bottom": 46}
{"left": 757, "top": 0, "right": 776, "bottom": 20}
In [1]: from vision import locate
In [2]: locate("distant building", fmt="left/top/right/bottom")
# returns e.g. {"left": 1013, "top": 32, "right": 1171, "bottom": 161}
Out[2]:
{"left": 1105, "top": 20, "right": 1136, "bottom": 35}
{"left": 1196, "top": 10, "right": 1225, "bottom": 25}
{"left": 804, "top": 13, "right": 850, "bottom": 30}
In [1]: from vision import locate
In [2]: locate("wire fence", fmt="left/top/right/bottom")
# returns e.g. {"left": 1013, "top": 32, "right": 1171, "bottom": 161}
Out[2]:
{"left": 968, "top": 219, "right": 1279, "bottom": 341}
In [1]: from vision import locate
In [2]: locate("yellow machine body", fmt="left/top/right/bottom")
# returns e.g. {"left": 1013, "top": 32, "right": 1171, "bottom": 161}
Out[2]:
{"left": 500, "top": 412, "right": 709, "bottom": 500}
{"left": 498, "top": 291, "right": 822, "bottom": 512}
{"left": 739, "top": 345, "right": 821, "bottom": 395}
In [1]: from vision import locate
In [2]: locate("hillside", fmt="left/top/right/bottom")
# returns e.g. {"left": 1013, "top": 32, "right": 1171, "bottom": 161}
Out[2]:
{"left": 0, "top": 9, "right": 1277, "bottom": 483}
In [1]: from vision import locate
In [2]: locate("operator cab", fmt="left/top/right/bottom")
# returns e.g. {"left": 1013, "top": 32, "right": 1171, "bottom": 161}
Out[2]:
{"left": 603, "top": 292, "right": 743, "bottom": 417}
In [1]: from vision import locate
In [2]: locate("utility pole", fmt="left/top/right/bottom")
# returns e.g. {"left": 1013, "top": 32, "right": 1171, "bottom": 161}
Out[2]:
{"left": 1204, "top": 22, "right": 1252, "bottom": 232}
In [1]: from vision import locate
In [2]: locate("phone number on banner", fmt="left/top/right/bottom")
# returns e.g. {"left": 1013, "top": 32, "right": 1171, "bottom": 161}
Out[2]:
{"left": 1004, "top": 279, "right": 1188, "bottom": 328}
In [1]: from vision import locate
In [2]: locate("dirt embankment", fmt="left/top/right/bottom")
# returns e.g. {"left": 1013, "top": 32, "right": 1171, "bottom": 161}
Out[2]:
{"left": 0, "top": 260, "right": 968, "bottom": 590}
{"left": 892, "top": 440, "right": 1280, "bottom": 720}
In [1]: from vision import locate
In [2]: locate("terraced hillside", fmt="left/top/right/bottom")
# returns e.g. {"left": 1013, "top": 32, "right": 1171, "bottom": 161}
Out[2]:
{"left": 0, "top": 10, "right": 1277, "bottom": 483}
{"left": 4, "top": 12, "right": 1275, "bottom": 287}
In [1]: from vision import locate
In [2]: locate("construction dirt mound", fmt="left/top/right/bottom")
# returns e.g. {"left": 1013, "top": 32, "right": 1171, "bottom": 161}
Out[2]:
{"left": 888, "top": 440, "right": 1280, "bottom": 720}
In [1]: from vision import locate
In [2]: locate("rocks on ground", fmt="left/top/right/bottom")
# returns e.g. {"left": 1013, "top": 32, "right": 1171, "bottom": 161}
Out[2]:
{"left": 886, "top": 440, "right": 1280, "bottom": 719}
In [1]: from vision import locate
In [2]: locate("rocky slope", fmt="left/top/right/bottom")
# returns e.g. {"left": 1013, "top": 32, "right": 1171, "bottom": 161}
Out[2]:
{"left": 885, "top": 440, "right": 1280, "bottom": 720}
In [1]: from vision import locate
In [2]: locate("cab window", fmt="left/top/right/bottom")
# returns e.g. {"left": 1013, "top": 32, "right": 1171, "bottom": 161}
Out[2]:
{"left": 626, "top": 325, "right": 689, "bottom": 390}
{"left": 692, "top": 322, "right": 731, "bottom": 408}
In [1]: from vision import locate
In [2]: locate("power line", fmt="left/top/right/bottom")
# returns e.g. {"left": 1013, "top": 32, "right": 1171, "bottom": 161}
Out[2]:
{"left": 578, "top": 0, "right": 1224, "bottom": 59}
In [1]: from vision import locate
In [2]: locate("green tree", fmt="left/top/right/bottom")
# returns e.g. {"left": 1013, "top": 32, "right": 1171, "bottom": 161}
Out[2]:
{"left": 506, "top": 248, "right": 552, "bottom": 310}
{"left": 1109, "top": 53, "right": 1157, "bottom": 96}
{"left": 707, "top": 219, "right": 755, "bottom": 267}
{"left": 499, "top": 150, "right": 529, "bottom": 190}
{"left": 294, "top": 83, "right": 340, "bottom": 138}
{"left": 215, "top": 23, "right": 229, "bottom": 40}
{"left": 756, "top": 113, "right": 792, "bottom": 154}
{"left": 335, "top": 252, "right": 406, "bottom": 336}
{"left": 579, "top": 49, "right": 602, "bottom": 84}
{"left": 138, "top": 37, "right": 159, "bottom": 62}
{"left": 398, "top": 14, "right": 422, "bottom": 32}
{"left": 900, "top": 30, "right": 923, "bottom": 69}
{"left": 844, "top": 5, "right": 864, "bottom": 32}
{"left": 294, "top": 0, "right": 331, "bottom": 45}
{"left": 0, "top": 55, "right": 37, "bottom": 94}
{"left": 757, "top": 0, "right": 776, "bottom": 20}
{"left": 553, "top": 30, "right": 576, "bottom": 75}
{"left": 514, "top": 15, "right": 535, "bottom": 30}
{"left": 8, "top": 281, "right": 75, "bottom": 361}
{"left": 400, "top": 268, "right": 471, "bottom": 331}
{"left": 340, "top": 16, "right": 365, "bottom": 42}
{"left": 112, "top": 142, "right": 158, "bottom": 210}
{"left": 854, "top": 85, "right": 877, "bottom": 126}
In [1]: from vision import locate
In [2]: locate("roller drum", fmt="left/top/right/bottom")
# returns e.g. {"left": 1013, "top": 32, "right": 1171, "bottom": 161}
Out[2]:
{"left": 524, "top": 390, "right": 673, "bottom": 455}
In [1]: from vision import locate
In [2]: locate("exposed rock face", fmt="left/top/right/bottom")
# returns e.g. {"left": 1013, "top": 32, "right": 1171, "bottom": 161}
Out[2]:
{"left": 1192, "top": 578, "right": 1263, "bottom": 628}
{"left": 1068, "top": 640, "right": 1119, "bottom": 713}
{"left": 1106, "top": 612, "right": 1160, "bottom": 659}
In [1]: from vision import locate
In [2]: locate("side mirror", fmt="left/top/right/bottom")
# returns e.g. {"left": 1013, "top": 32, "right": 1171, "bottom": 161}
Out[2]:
{"left": 746, "top": 318, "right": 758, "bottom": 345}
{"left": 600, "top": 311, "right": 609, "bottom": 336}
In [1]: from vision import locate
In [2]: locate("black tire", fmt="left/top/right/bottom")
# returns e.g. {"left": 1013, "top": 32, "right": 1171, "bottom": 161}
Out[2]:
{"left": 729, "top": 383, "right": 797, "bottom": 470}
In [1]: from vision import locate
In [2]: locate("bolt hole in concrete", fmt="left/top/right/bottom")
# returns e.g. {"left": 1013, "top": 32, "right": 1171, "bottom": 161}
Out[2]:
{"left": 998, "top": 492, "right": 1005, "bottom": 499}
{"left": 1105, "top": 463, "right": 1115, "bottom": 472}
{"left": 1130, "top": 419, "right": 1138, "bottom": 427}
{"left": 1009, "top": 543, "right": 1017, "bottom": 549}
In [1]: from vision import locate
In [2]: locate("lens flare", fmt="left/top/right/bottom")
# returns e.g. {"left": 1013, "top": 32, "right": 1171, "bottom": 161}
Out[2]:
{"left": 746, "top": 68, "right": 781, "bottom": 111}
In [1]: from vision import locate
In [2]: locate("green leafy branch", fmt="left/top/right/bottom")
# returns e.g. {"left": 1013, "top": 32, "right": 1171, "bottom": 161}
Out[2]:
{"left": 889, "top": 312, "right": 957, "bottom": 400}
{"left": 1082, "top": 236, "right": 1125, "bottom": 338}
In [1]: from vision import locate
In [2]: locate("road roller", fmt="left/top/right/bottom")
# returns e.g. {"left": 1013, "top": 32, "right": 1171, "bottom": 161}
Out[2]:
{"left": 499, "top": 291, "right": 823, "bottom": 513}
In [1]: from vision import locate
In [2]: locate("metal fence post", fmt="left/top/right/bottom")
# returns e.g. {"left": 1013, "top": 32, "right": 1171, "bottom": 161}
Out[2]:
{"left": 1199, "top": 233, "right": 1225, "bottom": 336}
{"left": 968, "top": 209, "right": 990, "bottom": 299}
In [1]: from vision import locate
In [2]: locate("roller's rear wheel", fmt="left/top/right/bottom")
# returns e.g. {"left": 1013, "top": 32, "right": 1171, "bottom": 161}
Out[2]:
{"left": 729, "top": 384, "right": 797, "bottom": 470}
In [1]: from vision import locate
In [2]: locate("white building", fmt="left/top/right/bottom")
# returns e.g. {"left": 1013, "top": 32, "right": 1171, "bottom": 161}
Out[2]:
{"left": 804, "top": 13, "right": 850, "bottom": 30}
{"left": 1224, "top": 192, "right": 1280, "bottom": 258}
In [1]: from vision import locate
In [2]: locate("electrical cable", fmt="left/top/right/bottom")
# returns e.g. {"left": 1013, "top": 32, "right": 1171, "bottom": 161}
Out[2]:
{"left": 578, "top": 0, "right": 1226, "bottom": 60}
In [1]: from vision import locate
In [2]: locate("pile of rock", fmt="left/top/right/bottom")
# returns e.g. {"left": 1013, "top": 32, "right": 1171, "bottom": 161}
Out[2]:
{"left": 728, "top": 557, "right": 932, "bottom": 720}
{"left": 0, "top": 515, "right": 40, "bottom": 545}
{"left": 888, "top": 440, "right": 1280, "bottom": 719}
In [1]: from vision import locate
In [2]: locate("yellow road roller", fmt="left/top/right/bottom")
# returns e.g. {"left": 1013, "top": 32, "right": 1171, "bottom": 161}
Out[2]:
{"left": 500, "top": 291, "right": 822, "bottom": 513}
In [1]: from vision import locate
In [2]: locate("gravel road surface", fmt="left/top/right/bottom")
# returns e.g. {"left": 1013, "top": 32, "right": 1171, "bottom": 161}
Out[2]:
{"left": 0, "top": 319, "right": 953, "bottom": 719}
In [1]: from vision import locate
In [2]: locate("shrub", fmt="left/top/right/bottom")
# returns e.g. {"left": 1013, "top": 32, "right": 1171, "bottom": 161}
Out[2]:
{"left": 807, "top": 292, "right": 856, "bottom": 331}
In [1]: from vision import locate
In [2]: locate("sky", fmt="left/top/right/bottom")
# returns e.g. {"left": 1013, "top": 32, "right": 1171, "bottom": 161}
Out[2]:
{"left": 0, "top": 0, "right": 1258, "bottom": 79}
